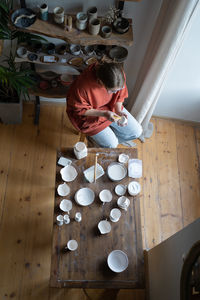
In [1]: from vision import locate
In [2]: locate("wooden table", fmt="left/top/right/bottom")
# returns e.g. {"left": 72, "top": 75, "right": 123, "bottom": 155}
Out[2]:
{"left": 50, "top": 148, "right": 144, "bottom": 289}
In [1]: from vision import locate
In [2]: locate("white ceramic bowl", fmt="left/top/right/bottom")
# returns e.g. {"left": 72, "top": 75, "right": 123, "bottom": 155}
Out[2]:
{"left": 128, "top": 181, "right": 141, "bottom": 196}
{"left": 107, "top": 250, "right": 129, "bottom": 273}
{"left": 99, "top": 189, "right": 112, "bottom": 203}
{"left": 115, "top": 184, "right": 127, "bottom": 196}
{"left": 74, "top": 187, "right": 95, "bottom": 206}
{"left": 98, "top": 220, "right": 111, "bottom": 234}
{"left": 17, "top": 46, "right": 28, "bottom": 58}
{"left": 107, "top": 162, "right": 127, "bottom": 181}
{"left": 57, "top": 182, "right": 70, "bottom": 196}
{"left": 60, "top": 165, "right": 78, "bottom": 182}
{"left": 59, "top": 199, "right": 72, "bottom": 212}
{"left": 118, "top": 153, "right": 129, "bottom": 164}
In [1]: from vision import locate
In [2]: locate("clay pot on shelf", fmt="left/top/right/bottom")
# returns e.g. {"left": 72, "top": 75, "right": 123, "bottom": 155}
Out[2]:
{"left": 89, "top": 18, "right": 100, "bottom": 35}
{"left": 101, "top": 25, "right": 112, "bottom": 38}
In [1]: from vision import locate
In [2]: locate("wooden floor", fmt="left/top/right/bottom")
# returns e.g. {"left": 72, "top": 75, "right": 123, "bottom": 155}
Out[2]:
{"left": 0, "top": 103, "right": 199, "bottom": 300}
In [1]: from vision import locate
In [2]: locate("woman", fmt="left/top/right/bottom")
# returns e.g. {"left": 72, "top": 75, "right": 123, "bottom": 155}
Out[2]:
{"left": 66, "top": 61, "right": 142, "bottom": 148}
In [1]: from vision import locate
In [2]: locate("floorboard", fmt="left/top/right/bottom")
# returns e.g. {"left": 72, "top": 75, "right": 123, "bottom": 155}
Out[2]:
{"left": 0, "top": 103, "right": 200, "bottom": 300}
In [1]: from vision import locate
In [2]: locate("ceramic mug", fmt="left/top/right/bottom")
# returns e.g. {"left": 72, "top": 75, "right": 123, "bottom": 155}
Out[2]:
{"left": 65, "top": 240, "right": 78, "bottom": 251}
{"left": 56, "top": 215, "right": 64, "bottom": 226}
{"left": 40, "top": 3, "right": 48, "bottom": 21}
{"left": 110, "top": 208, "right": 121, "bottom": 222}
{"left": 53, "top": 7, "right": 64, "bottom": 24}
{"left": 101, "top": 25, "right": 112, "bottom": 38}
{"left": 87, "top": 6, "right": 98, "bottom": 22}
{"left": 63, "top": 214, "right": 70, "bottom": 224}
{"left": 117, "top": 196, "right": 130, "bottom": 210}
{"left": 76, "top": 12, "right": 88, "bottom": 30}
{"left": 75, "top": 212, "right": 82, "bottom": 222}
{"left": 89, "top": 18, "right": 100, "bottom": 35}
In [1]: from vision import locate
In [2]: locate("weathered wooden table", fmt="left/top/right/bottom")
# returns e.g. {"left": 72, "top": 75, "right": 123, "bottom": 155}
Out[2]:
{"left": 50, "top": 148, "right": 144, "bottom": 289}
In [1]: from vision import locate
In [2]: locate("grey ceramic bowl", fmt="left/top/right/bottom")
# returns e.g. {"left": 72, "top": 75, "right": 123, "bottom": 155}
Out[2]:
{"left": 16, "top": 46, "right": 28, "bottom": 58}
{"left": 108, "top": 46, "right": 128, "bottom": 62}
{"left": 70, "top": 44, "right": 81, "bottom": 55}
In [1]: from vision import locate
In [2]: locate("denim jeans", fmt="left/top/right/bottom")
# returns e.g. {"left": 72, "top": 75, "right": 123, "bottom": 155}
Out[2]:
{"left": 90, "top": 107, "right": 143, "bottom": 148}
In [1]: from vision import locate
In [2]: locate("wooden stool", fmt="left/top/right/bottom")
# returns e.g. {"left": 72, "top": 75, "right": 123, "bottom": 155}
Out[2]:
{"left": 79, "top": 132, "right": 87, "bottom": 143}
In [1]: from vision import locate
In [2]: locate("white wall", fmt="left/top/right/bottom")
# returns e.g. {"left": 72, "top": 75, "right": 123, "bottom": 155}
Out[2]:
{"left": 154, "top": 2, "right": 200, "bottom": 122}
{"left": 147, "top": 218, "right": 200, "bottom": 300}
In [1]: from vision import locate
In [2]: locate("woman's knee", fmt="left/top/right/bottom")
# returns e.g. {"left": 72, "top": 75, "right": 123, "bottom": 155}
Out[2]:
{"left": 135, "top": 123, "right": 143, "bottom": 139}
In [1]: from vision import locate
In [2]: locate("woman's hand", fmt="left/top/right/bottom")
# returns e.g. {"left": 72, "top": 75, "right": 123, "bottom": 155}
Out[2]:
{"left": 104, "top": 111, "right": 121, "bottom": 122}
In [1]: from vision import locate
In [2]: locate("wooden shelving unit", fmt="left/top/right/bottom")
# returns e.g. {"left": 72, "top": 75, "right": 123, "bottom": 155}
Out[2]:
{"left": 13, "top": 5, "right": 134, "bottom": 123}
{"left": 13, "top": 14, "right": 133, "bottom": 47}
{"left": 29, "top": 85, "right": 69, "bottom": 98}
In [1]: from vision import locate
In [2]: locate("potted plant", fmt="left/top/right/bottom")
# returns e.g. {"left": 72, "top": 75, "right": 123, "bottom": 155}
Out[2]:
{"left": 0, "top": 52, "right": 36, "bottom": 123}
{"left": 0, "top": 0, "right": 46, "bottom": 123}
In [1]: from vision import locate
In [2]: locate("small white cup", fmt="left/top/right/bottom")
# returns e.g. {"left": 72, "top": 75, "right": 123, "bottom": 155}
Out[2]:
{"left": 117, "top": 196, "right": 130, "bottom": 211}
{"left": 63, "top": 214, "right": 70, "bottom": 224}
{"left": 56, "top": 214, "right": 64, "bottom": 226}
{"left": 110, "top": 208, "right": 121, "bottom": 222}
{"left": 75, "top": 212, "right": 82, "bottom": 222}
{"left": 66, "top": 239, "right": 78, "bottom": 251}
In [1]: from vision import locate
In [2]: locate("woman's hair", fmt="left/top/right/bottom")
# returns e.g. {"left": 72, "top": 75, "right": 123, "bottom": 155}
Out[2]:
{"left": 96, "top": 62, "right": 125, "bottom": 89}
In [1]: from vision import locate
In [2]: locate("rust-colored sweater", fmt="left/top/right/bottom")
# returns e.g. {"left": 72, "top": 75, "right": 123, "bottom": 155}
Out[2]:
{"left": 66, "top": 64, "right": 128, "bottom": 136}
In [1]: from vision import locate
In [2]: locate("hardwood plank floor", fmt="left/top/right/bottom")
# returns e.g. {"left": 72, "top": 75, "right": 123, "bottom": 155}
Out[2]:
{"left": 0, "top": 103, "right": 200, "bottom": 300}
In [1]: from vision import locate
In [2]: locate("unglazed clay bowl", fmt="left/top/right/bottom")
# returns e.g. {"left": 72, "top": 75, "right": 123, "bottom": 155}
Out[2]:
{"left": 99, "top": 189, "right": 112, "bottom": 203}
{"left": 128, "top": 181, "right": 141, "bottom": 196}
{"left": 98, "top": 220, "right": 111, "bottom": 234}
{"left": 118, "top": 153, "right": 129, "bottom": 164}
{"left": 107, "top": 250, "right": 128, "bottom": 272}
{"left": 74, "top": 187, "right": 95, "bottom": 206}
{"left": 57, "top": 182, "right": 70, "bottom": 196}
{"left": 115, "top": 184, "right": 127, "bottom": 196}
{"left": 59, "top": 199, "right": 72, "bottom": 212}
{"left": 60, "top": 165, "right": 78, "bottom": 182}
{"left": 107, "top": 162, "right": 127, "bottom": 181}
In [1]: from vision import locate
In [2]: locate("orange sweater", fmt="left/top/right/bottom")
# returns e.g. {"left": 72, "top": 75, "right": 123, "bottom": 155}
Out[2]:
{"left": 66, "top": 64, "right": 128, "bottom": 136}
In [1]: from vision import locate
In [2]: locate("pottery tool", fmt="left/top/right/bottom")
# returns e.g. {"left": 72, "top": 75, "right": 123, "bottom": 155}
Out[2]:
{"left": 94, "top": 153, "right": 99, "bottom": 183}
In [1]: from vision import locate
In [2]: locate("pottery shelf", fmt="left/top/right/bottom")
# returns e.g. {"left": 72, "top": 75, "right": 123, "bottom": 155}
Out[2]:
{"left": 29, "top": 86, "right": 69, "bottom": 98}
{"left": 12, "top": 14, "right": 133, "bottom": 47}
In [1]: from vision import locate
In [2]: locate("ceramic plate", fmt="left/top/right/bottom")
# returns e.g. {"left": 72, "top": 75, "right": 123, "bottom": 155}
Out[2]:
{"left": 107, "top": 250, "right": 128, "bottom": 272}
{"left": 107, "top": 162, "right": 127, "bottom": 181}
{"left": 60, "top": 165, "right": 78, "bottom": 182}
{"left": 74, "top": 187, "right": 95, "bottom": 206}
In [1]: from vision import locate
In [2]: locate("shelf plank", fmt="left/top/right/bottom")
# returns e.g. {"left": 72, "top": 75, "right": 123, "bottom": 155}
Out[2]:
{"left": 29, "top": 86, "right": 69, "bottom": 98}
{"left": 12, "top": 14, "right": 133, "bottom": 46}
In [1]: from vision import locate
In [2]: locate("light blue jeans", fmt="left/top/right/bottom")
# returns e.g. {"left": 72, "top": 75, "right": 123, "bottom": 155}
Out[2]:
{"left": 90, "top": 107, "right": 143, "bottom": 148}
